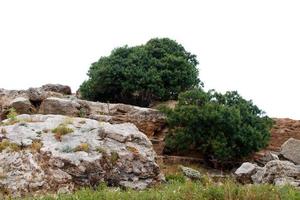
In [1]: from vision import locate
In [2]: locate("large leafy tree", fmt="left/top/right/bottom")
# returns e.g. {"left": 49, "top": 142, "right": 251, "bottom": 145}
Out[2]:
{"left": 162, "top": 89, "right": 273, "bottom": 165}
{"left": 80, "top": 38, "right": 201, "bottom": 106}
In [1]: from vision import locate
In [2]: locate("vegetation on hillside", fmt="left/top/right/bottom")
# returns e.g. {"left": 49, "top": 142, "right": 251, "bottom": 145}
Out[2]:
{"left": 80, "top": 38, "right": 201, "bottom": 107}
{"left": 161, "top": 89, "right": 273, "bottom": 164}
{"left": 24, "top": 177, "right": 300, "bottom": 200}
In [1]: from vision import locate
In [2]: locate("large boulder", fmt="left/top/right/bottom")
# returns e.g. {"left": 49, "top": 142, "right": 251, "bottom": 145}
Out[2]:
{"left": 41, "top": 84, "right": 72, "bottom": 95}
{"left": 0, "top": 114, "right": 163, "bottom": 197}
{"left": 281, "top": 138, "right": 300, "bottom": 164}
{"left": 9, "top": 97, "right": 36, "bottom": 114}
{"left": 235, "top": 162, "right": 259, "bottom": 184}
{"left": 39, "top": 97, "right": 81, "bottom": 116}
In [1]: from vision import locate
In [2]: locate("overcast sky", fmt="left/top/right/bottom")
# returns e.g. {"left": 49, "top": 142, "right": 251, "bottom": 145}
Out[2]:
{"left": 0, "top": 0, "right": 299, "bottom": 119}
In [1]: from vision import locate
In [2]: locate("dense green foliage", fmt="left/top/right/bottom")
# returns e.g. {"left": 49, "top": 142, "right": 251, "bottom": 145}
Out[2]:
{"left": 24, "top": 179, "right": 300, "bottom": 200}
{"left": 80, "top": 38, "right": 201, "bottom": 107}
{"left": 162, "top": 89, "right": 273, "bottom": 164}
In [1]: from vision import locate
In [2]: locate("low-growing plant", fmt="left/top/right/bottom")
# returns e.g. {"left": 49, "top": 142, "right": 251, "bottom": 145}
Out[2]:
{"left": 74, "top": 143, "right": 90, "bottom": 152}
{"left": 165, "top": 174, "right": 186, "bottom": 183}
{"left": 110, "top": 151, "right": 119, "bottom": 164}
{"left": 79, "top": 108, "right": 87, "bottom": 118}
{"left": 7, "top": 108, "right": 17, "bottom": 121}
{"left": 52, "top": 124, "right": 73, "bottom": 141}
{"left": 96, "top": 147, "right": 107, "bottom": 155}
{"left": 126, "top": 146, "right": 139, "bottom": 155}
{"left": 31, "top": 140, "right": 43, "bottom": 153}
{"left": 0, "top": 139, "right": 20, "bottom": 152}
{"left": 61, "top": 145, "right": 73, "bottom": 153}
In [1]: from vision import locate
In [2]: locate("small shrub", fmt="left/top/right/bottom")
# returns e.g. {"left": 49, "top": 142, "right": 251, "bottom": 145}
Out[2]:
{"left": 0, "top": 140, "right": 20, "bottom": 152}
{"left": 52, "top": 124, "right": 73, "bottom": 141}
{"left": 7, "top": 108, "right": 17, "bottom": 121}
{"left": 79, "top": 108, "right": 87, "bottom": 118}
{"left": 61, "top": 145, "right": 73, "bottom": 153}
{"left": 74, "top": 143, "right": 89, "bottom": 152}
{"left": 96, "top": 147, "right": 106, "bottom": 154}
{"left": 31, "top": 140, "right": 43, "bottom": 153}
{"left": 162, "top": 89, "right": 273, "bottom": 164}
{"left": 110, "top": 151, "right": 119, "bottom": 164}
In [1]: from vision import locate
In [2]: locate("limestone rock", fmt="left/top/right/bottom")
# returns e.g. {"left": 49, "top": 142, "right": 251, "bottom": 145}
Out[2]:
{"left": 180, "top": 166, "right": 201, "bottom": 180}
{"left": 281, "top": 138, "right": 300, "bottom": 164}
{"left": 27, "top": 87, "right": 46, "bottom": 102}
{"left": 235, "top": 160, "right": 300, "bottom": 187}
{"left": 235, "top": 162, "right": 258, "bottom": 184}
{"left": 9, "top": 97, "right": 36, "bottom": 114}
{"left": 0, "top": 85, "right": 167, "bottom": 154}
{"left": 0, "top": 114, "right": 163, "bottom": 197}
{"left": 39, "top": 97, "right": 81, "bottom": 116}
{"left": 41, "top": 84, "right": 72, "bottom": 95}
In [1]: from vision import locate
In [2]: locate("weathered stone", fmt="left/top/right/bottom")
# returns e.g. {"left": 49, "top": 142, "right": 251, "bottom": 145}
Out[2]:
{"left": 41, "top": 84, "right": 72, "bottom": 95}
{"left": 0, "top": 85, "right": 167, "bottom": 155}
{"left": 236, "top": 160, "right": 300, "bottom": 186}
{"left": 0, "top": 114, "right": 163, "bottom": 197}
{"left": 39, "top": 97, "right": 80, "bottom": 116}
{"left": 180, "top": 166, "right": 201, "bottom": 180}
{"left": 9, "top": 97, "right": 36, "bottom": 114}
{"left": 27, "top": 87, "right": 46, "bottom": 102}
{"left": 281, "top": 138, "right": 300, "bottom": 164}
{"left": 256, "top": 151, "right": 279, "bottom": 166}
{"left": 235, "top": 162, "right": 258, "bottom": 184}
{"left": 260, "top": 160, "right": 300, "bottom": 184}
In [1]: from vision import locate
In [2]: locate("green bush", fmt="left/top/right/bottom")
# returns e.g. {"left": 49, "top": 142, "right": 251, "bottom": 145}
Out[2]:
{"left": 161, "top": 89, "right": 273, "bottom": 164}
{"left": 79, "top": 38, "right": 201, "bottom": 107}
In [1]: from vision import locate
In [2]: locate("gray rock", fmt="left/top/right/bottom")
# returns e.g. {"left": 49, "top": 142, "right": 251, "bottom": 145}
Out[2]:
{"left": 237, "top": 160, "right": 300, "bottom": 186}
{"left": 257, "top": 152, "right": 279, "bottom": 165}
{"left": 0, "top": 114, "right": 163, "bottom": 197}
{"left": 235, "top": 162, "right": 258, "bottom": 184}
{"left": 180, "top": 166, "right": 201, "bottom": 180}
{"left": 281, "top": 138, "right": 300, "bottom": 164}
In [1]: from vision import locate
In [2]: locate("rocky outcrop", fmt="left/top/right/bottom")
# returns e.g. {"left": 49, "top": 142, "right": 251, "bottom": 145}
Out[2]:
{"left": 0, "top": 86, "right": 167, "bottom": 155}
{"left": 235, "top": 160, "right": 300, "bottom": 187}
{"left": 0, "top": 114, "right": 163, "bottom": 197}
{"left": 280, "top": 138, "right": 300, "bottom": 164}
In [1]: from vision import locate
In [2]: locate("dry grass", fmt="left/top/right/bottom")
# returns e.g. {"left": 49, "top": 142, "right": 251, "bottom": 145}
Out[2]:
{"left": 74, "top": 143, "right": 89, "bottom": 152}
{"left": 52, "top": 124, "right": 73, "bottom": 141}
{"left": 30, "top": 140, "right": 43, "bottom": 153}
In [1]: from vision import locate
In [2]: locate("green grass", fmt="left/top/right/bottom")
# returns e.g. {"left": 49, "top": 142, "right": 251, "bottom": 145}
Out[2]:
{"left": 21, "top": 179, "right": 300, "bottom": 200}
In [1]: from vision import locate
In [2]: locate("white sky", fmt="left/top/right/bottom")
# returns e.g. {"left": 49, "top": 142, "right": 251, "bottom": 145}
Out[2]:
{"left": 0, "top": 0, "right": 299, "bottom": 119}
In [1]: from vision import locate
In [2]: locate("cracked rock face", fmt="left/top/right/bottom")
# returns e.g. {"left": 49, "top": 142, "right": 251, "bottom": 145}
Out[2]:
{"left": 0, "top": 114, "right": 163, "bottom": 197}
